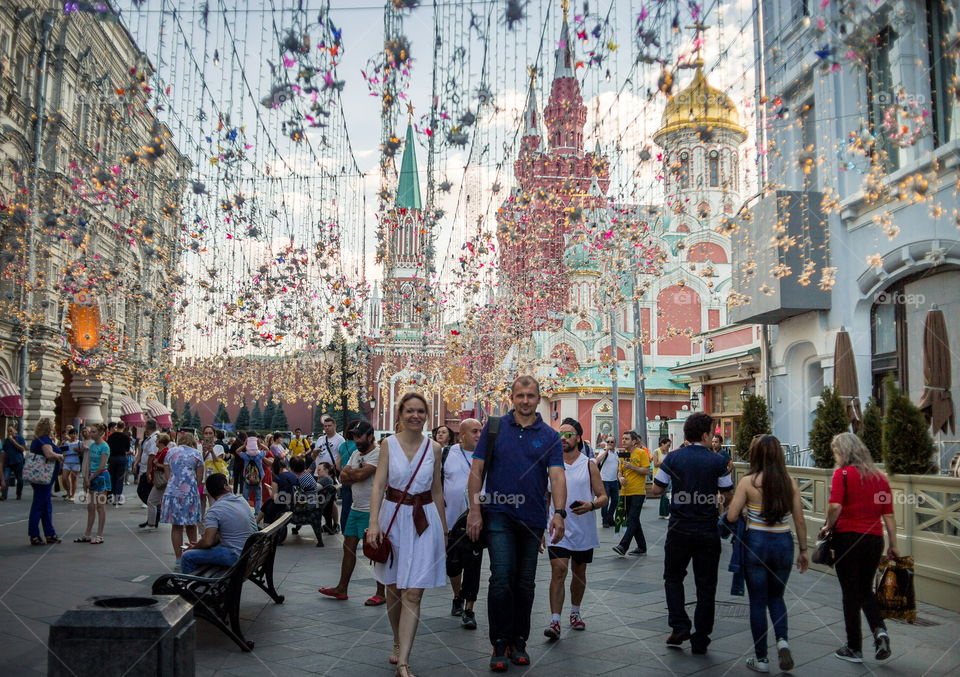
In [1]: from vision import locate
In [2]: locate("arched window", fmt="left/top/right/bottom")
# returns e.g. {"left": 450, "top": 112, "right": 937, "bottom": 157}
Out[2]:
{"left": 399, "top": 283, "right": 414, "bottom": 324}
{"left": 708, "top": 150, "right": 720, "bottom": 187}
{"left": 678, "top": 151, "right": 690, "bottom": 189}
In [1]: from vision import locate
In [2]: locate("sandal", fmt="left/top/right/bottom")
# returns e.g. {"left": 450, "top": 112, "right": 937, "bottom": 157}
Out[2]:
{"left": 395, "top": 664, "right": 416, "bottom": 677}
{"left": 30, "top": 537, "right": 44, "bottom": 546}
{"left": 318, "top": 587, "right": 347, "bottom": 600}
{"left": 365, "top": 595, "right": 386, "bottom": 606}
{"left": 90, "top": 536, "right": 104, "bottom": 544}
{"left": 74, "top": 536, "right": 91, "bottom": 543}
{"left": 389, "top": 641, "right": 400, "bottom": 665}
{"left": 46, "top": 536, "right": 61, "bottom": 545}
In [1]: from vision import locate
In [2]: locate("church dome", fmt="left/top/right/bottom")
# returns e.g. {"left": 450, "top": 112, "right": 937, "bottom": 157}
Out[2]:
{"left": 563, "top": 240, "right": 602, "bottom": 275}
{"left": 654, "top": 67, "right": 746, "bottom": 145}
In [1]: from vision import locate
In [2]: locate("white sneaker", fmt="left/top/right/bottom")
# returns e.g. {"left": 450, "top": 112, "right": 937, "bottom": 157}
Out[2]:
{"left": 746, "top": 657, "right": 769, "bottom": 673}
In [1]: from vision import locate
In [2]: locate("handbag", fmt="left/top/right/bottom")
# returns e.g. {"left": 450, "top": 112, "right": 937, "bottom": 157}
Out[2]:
{"left": 876, "top": 555, "right": 916, "bottom": 622}
{"left": 811, "top": 536, "right": 835, "bottom": 567}
{"left": 24, "top": 450, "right": 55, "bottom": 485}
{"left": 363, "top": 438, "right": 430, "bottom": 564}
{"left": 448, "top": 416, "right": 501, "bottom": 554}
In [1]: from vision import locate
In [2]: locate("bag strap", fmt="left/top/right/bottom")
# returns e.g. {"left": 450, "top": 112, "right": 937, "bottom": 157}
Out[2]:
{"left": 481, "top": 416, "right": 500, "bottom": 485}
{"left": 383, "top": 437, "right": 430, "bottom": 539}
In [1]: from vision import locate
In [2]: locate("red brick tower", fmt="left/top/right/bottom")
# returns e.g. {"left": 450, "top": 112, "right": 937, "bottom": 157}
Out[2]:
{"left": 496, "top": 11, "right": 609, "bottom": 331}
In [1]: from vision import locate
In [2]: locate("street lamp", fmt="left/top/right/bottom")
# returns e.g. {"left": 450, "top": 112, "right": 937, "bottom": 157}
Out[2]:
{"left": 324, "top": 336, "right": 357, "bottom": 432}
{"left": 689, "top": 390, "right": 700, "bottom": 410}
{"left": 739, "top": 383, "right": 755, "bottom": 402}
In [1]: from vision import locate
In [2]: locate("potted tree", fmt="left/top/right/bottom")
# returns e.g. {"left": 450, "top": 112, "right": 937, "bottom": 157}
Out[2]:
{"left": 809, "top": 386, "right": 850, "bottom": 468}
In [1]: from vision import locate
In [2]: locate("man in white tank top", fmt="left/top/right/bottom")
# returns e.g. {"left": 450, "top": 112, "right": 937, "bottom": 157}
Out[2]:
{"left": 544, "top": 420, "right": 608, "bottom": 641}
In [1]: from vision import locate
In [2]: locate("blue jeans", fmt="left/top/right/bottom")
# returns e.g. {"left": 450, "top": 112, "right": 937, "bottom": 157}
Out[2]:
{"left": 601, "top": 480, "right": 619, "bottom": 526}
{"left": 243, "top": 482, "right": 262, "bottom": 511}
{"left": 618, "top": 494, "right": 646, "bottom": 551}
{"left": 181, "top": 544, "right": 239, "bottom": 573}
{"left": 485, "top": 510, "right": 543, "bottom": 645}
{"left": 743, "top": 530, "right": 794, "bottom": 660}
{"left": 28, "top": 483, "right": 55, "bottom": 539}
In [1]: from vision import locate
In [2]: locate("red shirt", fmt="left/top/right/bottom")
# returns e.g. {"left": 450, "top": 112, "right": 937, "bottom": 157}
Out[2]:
{"left": 830, "top": 465, "right": 892, "bottom": 536}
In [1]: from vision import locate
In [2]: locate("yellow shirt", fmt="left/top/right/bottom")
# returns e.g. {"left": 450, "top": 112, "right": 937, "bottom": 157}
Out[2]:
{"left": 620, "top": 447, "right": 651, "bottom": 496}
{"left": 289, "top": 437, "right": 310, "bottom": 456}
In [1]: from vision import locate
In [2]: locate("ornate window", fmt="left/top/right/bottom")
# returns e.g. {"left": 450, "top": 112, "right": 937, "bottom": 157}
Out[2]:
{"left": 708, "top": 150, "right": 719, "bottom": 187}
{"left": 678, "top": 151, "right": 690, "bottom": 189}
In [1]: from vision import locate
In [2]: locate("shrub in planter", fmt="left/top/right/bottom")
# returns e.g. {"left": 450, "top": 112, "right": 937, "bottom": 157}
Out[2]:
{"left": 858, "top": 397, "right": 883, "bottom": 462}
{"left": 882, "top": 377, "right": 936, "bottom": 475}
{"left": 810, "top": 386, "right": 850, "bottom": 468}
{"left": 735, "top": 394, "right": 771, "bottom": 460}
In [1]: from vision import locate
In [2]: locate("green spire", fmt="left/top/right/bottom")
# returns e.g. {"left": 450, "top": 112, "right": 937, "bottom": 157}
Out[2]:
{"left": 396, "top": 122, "right": 422, "bottom": 210}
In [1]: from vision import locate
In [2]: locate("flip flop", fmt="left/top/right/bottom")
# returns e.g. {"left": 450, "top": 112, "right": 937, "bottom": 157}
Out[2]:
{"left": 365, "top": 595, "right": 386, "bottom": 606}
{"left": 90, "top": 536, "right": 104, "bottom": 544}
{"left": 74, "top": 536, "right": 91, "bottom": 543}
{"left": 318, "top": 587, "right": 347, "bottom": 600}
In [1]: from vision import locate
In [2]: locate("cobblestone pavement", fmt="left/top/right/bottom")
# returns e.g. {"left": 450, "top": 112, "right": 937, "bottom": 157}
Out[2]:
{"left": 0, "top": 490, "right": 957, "bottom": 676}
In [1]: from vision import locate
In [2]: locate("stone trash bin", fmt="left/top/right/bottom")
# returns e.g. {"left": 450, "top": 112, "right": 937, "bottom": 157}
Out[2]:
{"left": 48, "top": 595, "right": 194, "bottom": 676}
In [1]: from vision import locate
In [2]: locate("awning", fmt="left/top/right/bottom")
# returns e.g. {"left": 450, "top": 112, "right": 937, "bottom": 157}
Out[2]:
{"left": 918, "top": 309, "right": 955, "bottom": 435}
{"left": 0, "top": 375, "right": 23, "bottom": 418}
{"left": 119, "top": 395, "right": 146, "bottom": 428}
{"left": 833, "top": 330, "right": 862, "bottom": 433}
{"left": 145, "top": 398, "right": 173, "bottom": 428}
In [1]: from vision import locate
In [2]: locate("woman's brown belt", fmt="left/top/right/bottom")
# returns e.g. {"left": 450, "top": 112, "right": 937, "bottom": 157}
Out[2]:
{"left": 385, "top": 487, "right": 432, "bottom": 535}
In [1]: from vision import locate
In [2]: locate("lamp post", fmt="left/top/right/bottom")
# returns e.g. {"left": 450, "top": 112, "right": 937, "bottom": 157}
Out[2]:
{"left": 689, "top": 389, "right": 700, "bottom": 411}
{"left": 324, "top": 336, "right": 355, "bottom": 431}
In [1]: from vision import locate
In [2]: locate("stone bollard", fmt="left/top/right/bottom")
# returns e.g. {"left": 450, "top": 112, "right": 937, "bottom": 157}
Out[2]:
{"left": 48, "top": 595, "right": 194, "bottom": 676}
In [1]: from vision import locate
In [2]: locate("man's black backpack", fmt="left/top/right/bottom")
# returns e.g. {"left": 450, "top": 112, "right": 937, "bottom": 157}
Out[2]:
{"left": 446, "top": 417, "right": 499, "bottom": 560}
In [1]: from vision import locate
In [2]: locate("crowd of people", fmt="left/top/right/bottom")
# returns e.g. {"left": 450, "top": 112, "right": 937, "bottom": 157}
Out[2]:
{"left": 0, "top": 376, "right": 902, "bottom": 676}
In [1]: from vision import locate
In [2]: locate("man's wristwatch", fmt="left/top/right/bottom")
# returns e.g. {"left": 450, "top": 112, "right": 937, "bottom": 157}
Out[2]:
{"left": 554, "top": 509, "right": 567, "bottom": 519}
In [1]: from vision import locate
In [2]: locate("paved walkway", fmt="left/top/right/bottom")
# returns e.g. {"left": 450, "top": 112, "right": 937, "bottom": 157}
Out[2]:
{"left": 0, "top": 490, "right": 957, "bottom": 676}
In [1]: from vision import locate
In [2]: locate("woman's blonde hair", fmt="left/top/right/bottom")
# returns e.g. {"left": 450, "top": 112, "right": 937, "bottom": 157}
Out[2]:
{"left": 177, "top": 431, "right": 197, "bottom": 448}
{"left": 34, "top": 417, "right": 52, "bottom": 439}
{"left": 395, "top": 392, "right": 430, "bottom": 433}
{"left": 157, "top": 433, "right": 171, "bottom": 447}
{"left": 831, "top": 432, "right": 881, "bottom": 477}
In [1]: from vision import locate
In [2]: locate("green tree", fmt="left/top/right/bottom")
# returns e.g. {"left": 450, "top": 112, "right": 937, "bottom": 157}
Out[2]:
{"left": 858, "top": 397, "right": 884, "bottom": 462}
{"left": 188, "top": 407, "right": 202, "bottom": 430}
{"left": 179, "top": 402, "right": 192, "bottom": 429}
{"left": 882, "top": 377, "right": 936, "bottom": 475}
{"left": 214, "top": 402, "right": 230, "bottom": 426}
{"left": 250, "top": 400, "right": 263, "bottom": 430}
{"left": 235, "top": 401, "right": 250, "bottom": 430}
{"left": 271, "top": 400, "right": 289, "bottom": 431}
{"left": 312, "top": 402, "right": 326, "bottom": 436}
{"left": 735, "top": 394, "right": 771, "bottom": 460}
{"left": 263, "top": 395, "right": 277, "bottom": 432}
{"left": 809, "top": 386, "right": 850, "bottom": 468}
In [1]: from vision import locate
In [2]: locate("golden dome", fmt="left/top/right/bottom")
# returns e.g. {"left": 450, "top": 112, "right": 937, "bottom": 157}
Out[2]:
{"left": 654, "top": 66, "right": 746, "bottom": 145}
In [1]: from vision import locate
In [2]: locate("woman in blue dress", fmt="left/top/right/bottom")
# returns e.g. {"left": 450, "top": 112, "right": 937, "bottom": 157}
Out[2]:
{"left": 160, "top": 431, "right": 204, "bottom": 570}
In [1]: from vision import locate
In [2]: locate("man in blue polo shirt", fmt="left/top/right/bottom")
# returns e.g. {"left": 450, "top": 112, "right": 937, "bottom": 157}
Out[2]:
{"left": 649, "top": 412, "right": 733, "bottom": 655}
{"left": 466, "top": 376, "right": 566, "bottom": 672}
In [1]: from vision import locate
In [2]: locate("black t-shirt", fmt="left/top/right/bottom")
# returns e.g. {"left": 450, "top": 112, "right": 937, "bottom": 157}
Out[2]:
{"left": 107, "top": 431, "right": 131, "bottom": 459}
{"left": 653, "top": 443, "right": 733, "bottom": 532}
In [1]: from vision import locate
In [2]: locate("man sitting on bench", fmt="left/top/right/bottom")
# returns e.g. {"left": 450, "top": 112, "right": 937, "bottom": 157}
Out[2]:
{"left": 182, "top": 473, "right": 257, "bottom": 574}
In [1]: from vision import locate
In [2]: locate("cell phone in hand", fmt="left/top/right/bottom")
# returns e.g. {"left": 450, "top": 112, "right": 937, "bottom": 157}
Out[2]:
{"left": 570, "top": 500, "right": 584, "bottom": 509}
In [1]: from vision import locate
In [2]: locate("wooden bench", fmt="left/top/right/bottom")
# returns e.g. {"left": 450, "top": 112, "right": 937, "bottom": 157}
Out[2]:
{"left": 152, "top": 512, "right": 291, "bottom": 651}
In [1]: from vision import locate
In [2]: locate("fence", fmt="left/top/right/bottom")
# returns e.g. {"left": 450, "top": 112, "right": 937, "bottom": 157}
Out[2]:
{"left": 733, "top": 463, "right": 960, "bottom": 613}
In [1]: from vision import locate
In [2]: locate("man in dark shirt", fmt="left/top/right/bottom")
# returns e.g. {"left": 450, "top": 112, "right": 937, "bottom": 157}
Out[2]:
{"left": 2, "top": 426, "right": 26, "bottom": 500}
{"left": 467, "top": 376, "right": 567, "bottom": 671}
{"left": 106, "top": 422, "right": 132, "bottom": 504}
{"left": 649, "top": 412, "right": 733, "bottom": 654}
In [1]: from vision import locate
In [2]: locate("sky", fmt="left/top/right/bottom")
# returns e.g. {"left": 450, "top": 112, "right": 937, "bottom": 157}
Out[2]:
{"left": 112, "top": 0, "right": 760, "bottom": 357}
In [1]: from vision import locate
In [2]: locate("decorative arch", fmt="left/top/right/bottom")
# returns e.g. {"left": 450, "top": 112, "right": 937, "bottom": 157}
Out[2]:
{"left": 543, "top": 331, "right": 587, "bottom": 362}
{"left": 687, "top": 241, "right": 728, "bottom": 263}
{"left": 551, "top": 343, "right": 580, "bottom": 374}
{"left": 657, "top": 284, "right": 702, "bottom": 355}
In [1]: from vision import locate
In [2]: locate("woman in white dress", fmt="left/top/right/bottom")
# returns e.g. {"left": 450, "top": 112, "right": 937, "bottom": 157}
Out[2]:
{"left": 366, "top": 392, "right": 447, "bottom": 677}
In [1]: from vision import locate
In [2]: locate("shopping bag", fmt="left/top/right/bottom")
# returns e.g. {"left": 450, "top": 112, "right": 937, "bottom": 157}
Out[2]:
{"left": 875, "top": 555, "right": 916, "bottom": 623}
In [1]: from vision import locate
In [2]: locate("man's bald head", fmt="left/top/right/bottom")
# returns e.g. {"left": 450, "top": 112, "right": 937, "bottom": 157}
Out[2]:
{"left": 459, "top": 418, "right": 482, "bottom": 451}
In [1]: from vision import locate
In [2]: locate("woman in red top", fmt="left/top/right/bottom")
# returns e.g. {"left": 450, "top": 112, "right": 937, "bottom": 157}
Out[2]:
{"left": 818, "top": 433, "right": 898, "bottom": 664}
